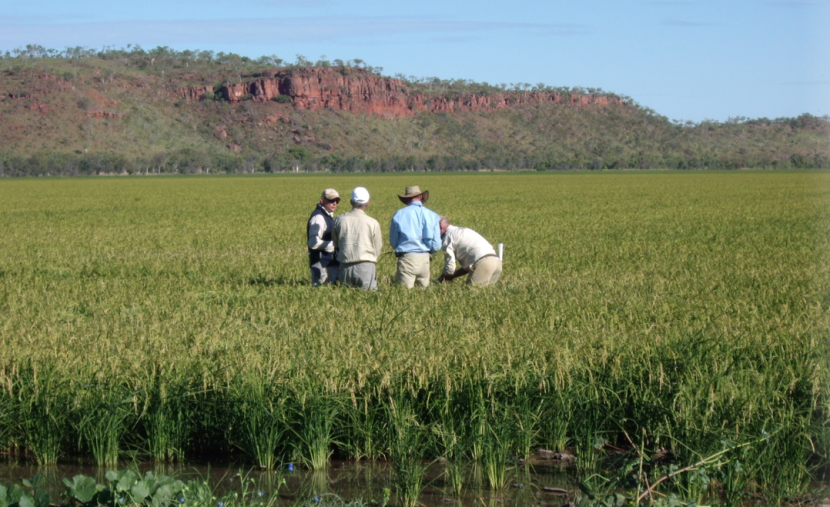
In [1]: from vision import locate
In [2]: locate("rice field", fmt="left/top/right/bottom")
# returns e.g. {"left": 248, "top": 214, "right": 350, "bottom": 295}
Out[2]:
{"left": 0, "top": 171, "right": 828, "bottom": 506}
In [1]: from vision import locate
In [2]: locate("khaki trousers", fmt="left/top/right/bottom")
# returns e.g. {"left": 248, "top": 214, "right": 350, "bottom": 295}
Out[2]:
{"left": 395, "top": 253, "right": 431, "bottom": 288}
{"left": 468, "top": 256, "right": 502, "bottom": 286}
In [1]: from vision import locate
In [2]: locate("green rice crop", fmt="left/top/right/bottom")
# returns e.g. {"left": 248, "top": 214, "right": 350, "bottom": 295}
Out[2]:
{"left": 0, "top": 171, "right": 827, "bottom": 504}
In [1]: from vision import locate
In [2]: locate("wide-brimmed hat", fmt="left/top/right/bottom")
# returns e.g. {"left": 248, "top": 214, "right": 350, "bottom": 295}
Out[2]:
{"left": 321, "top": 188, "right": 340, "bottom": 202}
{"left": 398, "top": 186, "right": 429, "bottom": 204}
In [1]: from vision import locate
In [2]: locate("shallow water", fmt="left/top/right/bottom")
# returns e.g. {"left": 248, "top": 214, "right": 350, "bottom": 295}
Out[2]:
{"left": 3, "top": 456, "right": 827, "bottom": 506}
{"left": 0, "top": 455, "right": 578, "bottom": 506}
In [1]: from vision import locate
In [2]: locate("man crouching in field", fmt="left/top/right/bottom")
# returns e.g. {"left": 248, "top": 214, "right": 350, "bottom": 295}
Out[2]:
{"left": 332, "top": 187, "right": 382, "bottom": 290}
{"left": 437, "top": 216, "right": 502, "bottom": 287}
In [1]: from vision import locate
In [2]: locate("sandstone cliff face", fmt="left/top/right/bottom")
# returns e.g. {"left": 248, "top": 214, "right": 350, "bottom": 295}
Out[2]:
{"left": 177, "top": 67, "right": 624, "bottom": 119}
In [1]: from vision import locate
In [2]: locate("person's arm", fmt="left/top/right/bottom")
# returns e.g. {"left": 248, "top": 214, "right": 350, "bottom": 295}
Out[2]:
{"left": 389, "top": 217, "right": 399, "bottom": 251}
{"left": 332, "top": 218, "right": 341, "bottom": 252}
{"left": 372, "top": 220, "right": 383, "bottom": 258}
{"left": 438, "top": 267, "right": 469, "bottom": 283}
{"left": 438, "top": 233, "right": 456, "bottom": 282}
{"left": 425, "top": 212, "right": 442, "bottom": 253}
{"left": 308, "top": 215, "right": 334, "bottom": 252}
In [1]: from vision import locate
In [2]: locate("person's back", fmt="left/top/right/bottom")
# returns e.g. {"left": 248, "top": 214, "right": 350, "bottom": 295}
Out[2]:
{"left": 438, "top": 218, "right": 501, "bottom": 287}
{"left": 333, "top": 187, "right": 381, "bottom": 290}
{"left": 389, "top": 186, "right": 441, "bottom": 288}
{"left": 335, "top": 209, "right": 381, "bottom": 264}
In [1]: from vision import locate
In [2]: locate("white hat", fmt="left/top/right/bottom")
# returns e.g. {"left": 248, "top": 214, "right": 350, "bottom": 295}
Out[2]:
{"left": 351, "top": 187, "right": 370, "bottom": 205}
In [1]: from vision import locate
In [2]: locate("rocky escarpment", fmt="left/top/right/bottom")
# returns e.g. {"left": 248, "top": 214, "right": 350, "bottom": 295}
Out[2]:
{"left": 175, "top": 67, "right": 625, "bottom": 119}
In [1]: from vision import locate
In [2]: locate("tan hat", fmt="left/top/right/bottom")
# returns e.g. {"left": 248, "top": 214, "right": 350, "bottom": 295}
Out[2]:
{"left": 321, "top": 188, "right": 340, "bottom": 201}
{"left": 398, "top": 185, "right": 429, "bottom": 204}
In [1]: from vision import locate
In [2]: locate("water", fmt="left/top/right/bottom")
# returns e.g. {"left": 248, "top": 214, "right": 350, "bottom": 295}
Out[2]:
{"left": 0, "top": 455, "right": 577, "bottom": 506}
{"left": 3, "top": 456, "right": 826, "bottom": 506}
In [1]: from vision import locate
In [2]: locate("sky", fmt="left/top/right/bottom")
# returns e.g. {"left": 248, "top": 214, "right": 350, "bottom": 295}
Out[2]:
{"left": 1, "top": 0, "right": 828, "bottom": 122}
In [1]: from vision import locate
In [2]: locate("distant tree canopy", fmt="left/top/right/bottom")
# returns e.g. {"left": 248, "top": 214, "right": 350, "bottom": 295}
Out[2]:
{"left": 1, "top": 44, "right": 387, "bottom": 77}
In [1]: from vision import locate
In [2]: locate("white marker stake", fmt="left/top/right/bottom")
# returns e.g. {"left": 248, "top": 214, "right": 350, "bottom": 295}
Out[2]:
{"left": 498, "top": 243, "right": 503, "bottom": 260}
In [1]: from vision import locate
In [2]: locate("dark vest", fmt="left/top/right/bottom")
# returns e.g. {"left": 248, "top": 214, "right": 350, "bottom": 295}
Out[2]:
{"left": 307, "top": 205, "right": 338, "bottom": 267}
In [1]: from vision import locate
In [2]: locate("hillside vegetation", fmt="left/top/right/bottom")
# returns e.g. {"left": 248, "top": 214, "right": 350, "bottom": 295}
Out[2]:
{"left": 0, "top": 45, "right": 828, "bottom": 176}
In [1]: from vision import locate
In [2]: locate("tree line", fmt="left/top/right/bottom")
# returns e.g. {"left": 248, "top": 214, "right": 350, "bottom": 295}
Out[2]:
{"left": 2, "top": 147, "right": 828, "bottom": 178}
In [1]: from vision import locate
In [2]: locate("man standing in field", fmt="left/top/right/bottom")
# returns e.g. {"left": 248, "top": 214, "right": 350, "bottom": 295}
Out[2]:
{"left": 437, "top": 216, "right": 502, "bottom": 287}
{"left": 389, "top": 186, "right": 442, "bottom": 288}
{"left": 307, "top": 188, "right": 340, "bottom": 286}
{"left": 332, "top": 187, "right": 382, "bottom": 290}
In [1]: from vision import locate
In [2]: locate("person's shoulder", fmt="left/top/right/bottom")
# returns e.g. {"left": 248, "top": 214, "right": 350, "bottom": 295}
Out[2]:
{"left": 391, "top": 207, "right": 407, "bottom": 218}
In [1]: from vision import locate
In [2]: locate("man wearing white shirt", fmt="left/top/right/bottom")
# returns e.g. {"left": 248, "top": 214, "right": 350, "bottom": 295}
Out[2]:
{"left": 437, "top": 216, "right": 502, "bottom": 287}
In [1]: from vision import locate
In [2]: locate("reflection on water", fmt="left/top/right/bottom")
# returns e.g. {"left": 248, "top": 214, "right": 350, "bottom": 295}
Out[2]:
{"left": 0, "top": 456, "right": 578, "bottom": 507}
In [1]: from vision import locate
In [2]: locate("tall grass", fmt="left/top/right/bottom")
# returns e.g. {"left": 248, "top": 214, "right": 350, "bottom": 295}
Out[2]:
{"left": 0, "top": 172, "right": 826, "bottom": 501}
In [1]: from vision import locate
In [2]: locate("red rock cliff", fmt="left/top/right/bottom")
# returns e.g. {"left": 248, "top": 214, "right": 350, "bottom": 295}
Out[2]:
{"left": 177, "top": 67, "right": 625, "bottom": 119}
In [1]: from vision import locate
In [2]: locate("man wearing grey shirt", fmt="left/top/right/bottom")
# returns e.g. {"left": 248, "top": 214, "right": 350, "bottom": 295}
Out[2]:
{"left": 437, "top": 216, "right": 502, "bottom": 286}
{"left": 333, "top": 187, "right": 382, "bottom": 290}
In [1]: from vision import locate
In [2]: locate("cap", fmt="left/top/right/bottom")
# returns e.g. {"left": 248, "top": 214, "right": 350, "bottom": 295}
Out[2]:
{"left": 321, "top": 188, "right": 340, "bottom": 201}
{"left": 351, "top": 187, "right": 370, "bottom": 205}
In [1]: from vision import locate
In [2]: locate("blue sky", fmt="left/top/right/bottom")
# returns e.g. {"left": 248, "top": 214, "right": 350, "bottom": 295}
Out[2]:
{"left": 1, "top": 0, "right": 827, "bottom": 122}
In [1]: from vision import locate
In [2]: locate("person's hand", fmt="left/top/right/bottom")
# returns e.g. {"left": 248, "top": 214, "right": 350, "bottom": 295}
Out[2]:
{"left": 324, "top": 242, "right": 335, "bottom": 253}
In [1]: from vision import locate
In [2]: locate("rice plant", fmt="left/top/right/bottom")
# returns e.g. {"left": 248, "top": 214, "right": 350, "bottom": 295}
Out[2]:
{"left": 480, "top": 398, "right": 514, "bottom": 491}
{"left": 0, "top": 172, "right": 826, "bottom": 502}
{"left": 290, "top": 391, "right": 341, "bottom": 471}
{"left": 15, "top": 364, "right": 72, "bottom": 465}
{"left": 386, "top": 394, "right": 430, "bottom": 507}
{"left": 431, "top": 393, "right": 470, "bottom": 497}
{"left": 234, "top": 372, "right": 288, "bottom": 470}
{"left": 72, "top": 383, "right": 134, "bottom": 467}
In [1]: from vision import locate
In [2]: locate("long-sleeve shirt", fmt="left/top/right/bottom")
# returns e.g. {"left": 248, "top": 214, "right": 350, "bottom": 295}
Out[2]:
{"left": 441, "top": 225, "right": 496, "bottom": 275}
{"left": 389, "top": 201, "right": 441, "bottom": 254}
{"left": 307, "top": 204, "right": 335, "bottom": 253}
{"left": 333, "top": 208, "right": 383, "bottom": 263}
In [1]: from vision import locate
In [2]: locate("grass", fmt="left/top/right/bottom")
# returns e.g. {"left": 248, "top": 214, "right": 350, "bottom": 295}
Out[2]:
{"left": 0, "top": 171, "right": 827, "bottom": 504}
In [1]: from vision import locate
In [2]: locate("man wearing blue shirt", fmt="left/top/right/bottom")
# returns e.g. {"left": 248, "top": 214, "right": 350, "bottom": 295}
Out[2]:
{"left": 389, "top": 186, "right": 442, "bottom": 288}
